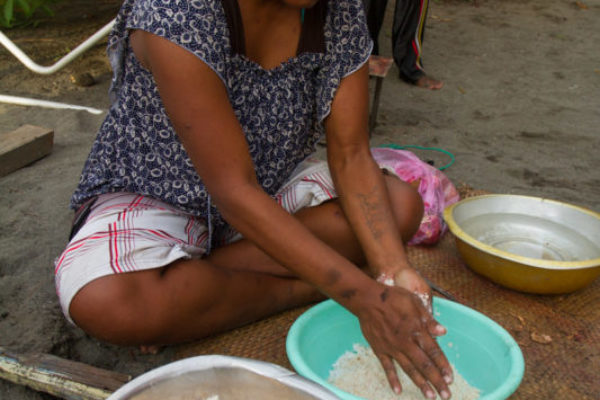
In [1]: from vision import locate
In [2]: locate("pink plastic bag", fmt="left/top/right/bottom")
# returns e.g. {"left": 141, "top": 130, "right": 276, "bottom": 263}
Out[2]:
{"left": 371, "top": 147, "right": 460, "bottom": 245}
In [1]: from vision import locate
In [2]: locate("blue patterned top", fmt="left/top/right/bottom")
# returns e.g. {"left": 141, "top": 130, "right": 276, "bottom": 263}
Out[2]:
{"left": 72, "top": 0, "right": 372, "bottom": 245}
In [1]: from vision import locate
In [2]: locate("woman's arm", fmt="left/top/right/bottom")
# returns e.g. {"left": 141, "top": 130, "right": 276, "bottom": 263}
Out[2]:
{"left": 130, "top": 31, "right": 370, "bottom": 293}
{"left": 134, "top": 29, "right": 452, "bottom": 398}
{"left": 324, "top": 64, "right": 453, "bottom": 398}
{"left": 324, "top": 64, "right": 414, "bottom": 281}
{"left": 128, "top": 31, "right": 390, "bottom": 326}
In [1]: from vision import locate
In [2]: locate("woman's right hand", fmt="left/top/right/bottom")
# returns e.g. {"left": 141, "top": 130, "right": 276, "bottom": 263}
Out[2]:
{"left": 356, "top": 284, "right": 453, "bottom": 399}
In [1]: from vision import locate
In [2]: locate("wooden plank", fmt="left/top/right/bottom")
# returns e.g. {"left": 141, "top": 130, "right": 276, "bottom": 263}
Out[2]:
{"left": 0, "top": 125, "right": 54, "bottom": 177}
{"left": 0, "top": 346, "right": 131, "bottom": 400}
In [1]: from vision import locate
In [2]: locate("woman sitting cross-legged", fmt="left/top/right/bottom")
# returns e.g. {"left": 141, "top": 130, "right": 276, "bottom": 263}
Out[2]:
{"left": 55, "top": 1, "right": 453, "bottom": 398}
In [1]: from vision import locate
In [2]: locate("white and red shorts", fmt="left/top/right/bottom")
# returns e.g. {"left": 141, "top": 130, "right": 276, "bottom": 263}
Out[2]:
{"left": 55, "top": 150, "right": 457, "bottom": 324}
{"left": 54, "top": 158, "right": 338, "bottom": 323}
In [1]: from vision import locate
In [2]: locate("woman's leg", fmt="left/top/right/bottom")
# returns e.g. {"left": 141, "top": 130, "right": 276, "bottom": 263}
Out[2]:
{"left": 69, "top": 175, "right": 423, "bottom": 346}
{"left": 69, "top": 258, "right": 321, "bottom": 346}
{"left": 209, "top": 174, "right": 422, "bottom": 276}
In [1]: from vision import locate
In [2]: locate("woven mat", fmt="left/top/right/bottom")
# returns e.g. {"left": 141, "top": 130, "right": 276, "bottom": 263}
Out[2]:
{"left": 176, "top": 187, "right": 600, "bottom": 399}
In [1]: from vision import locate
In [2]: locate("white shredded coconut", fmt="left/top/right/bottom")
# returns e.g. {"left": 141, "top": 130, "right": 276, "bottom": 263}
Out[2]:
{"left": 415, "top": 292, "right": 432, "bottom": 314}
{"left": 328, "top": 344, "right": 480, "bottom": 400}
{"left": 377, "top": 273, "right": 395, "bottom": 287}
{"left": 383, "top": 278, "right": 395, "bottom": 286}
{"left": 375, "top": 274, "right": 432, "bottom": 313}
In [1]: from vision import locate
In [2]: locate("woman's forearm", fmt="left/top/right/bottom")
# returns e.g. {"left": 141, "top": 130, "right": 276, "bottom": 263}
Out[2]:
{"left": 328, "top": 147, "right": 412, "bottom": 273}
{"left": 212, "top": 182, "right": 380, "bottom": 313}
{"left": 321, "top": 63, "right": 412, "bottom": 275}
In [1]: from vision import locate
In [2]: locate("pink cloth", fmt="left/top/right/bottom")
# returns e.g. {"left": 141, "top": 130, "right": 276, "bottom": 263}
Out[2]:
{"left": 371, "top": 147, "right": 460, "bottom": 245}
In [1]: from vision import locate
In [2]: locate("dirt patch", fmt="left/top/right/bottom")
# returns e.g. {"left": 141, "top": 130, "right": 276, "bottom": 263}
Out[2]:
{"left": 0, "top": 0, "right": 599, "bottom": 399}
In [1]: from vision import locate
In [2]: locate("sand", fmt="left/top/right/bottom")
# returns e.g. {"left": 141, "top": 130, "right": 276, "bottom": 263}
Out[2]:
{"left": 0, "top": 0, "right": 599, "bottom": 398}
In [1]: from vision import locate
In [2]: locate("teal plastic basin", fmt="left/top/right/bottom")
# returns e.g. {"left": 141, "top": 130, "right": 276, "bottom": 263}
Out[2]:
{"left": 286, "top": 298, "right": 524, "bottom": 400}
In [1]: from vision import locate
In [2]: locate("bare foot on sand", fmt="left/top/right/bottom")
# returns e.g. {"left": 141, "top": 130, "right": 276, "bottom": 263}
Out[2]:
{"left": 140, "top": 345, "right": 162, "bottom": 355}
{"left": 414, "top": 75, "right": 444, "bottom": 90}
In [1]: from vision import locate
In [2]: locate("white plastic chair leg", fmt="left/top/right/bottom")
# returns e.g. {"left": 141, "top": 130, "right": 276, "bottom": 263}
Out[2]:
{"left": 0, "top": 18, "right": 115, "bottom": 75}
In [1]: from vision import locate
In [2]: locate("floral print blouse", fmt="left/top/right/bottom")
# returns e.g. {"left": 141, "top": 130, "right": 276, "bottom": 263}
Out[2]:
{"left": 72, "top": 0, "right": 372, "bottom": 246}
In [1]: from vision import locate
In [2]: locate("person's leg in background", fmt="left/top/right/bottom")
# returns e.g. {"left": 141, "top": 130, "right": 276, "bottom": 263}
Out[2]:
{"left": 392, "top": 0, "right": 443, "bottom": 90}
{"left": 362, "top": 0, "right": 388, "bottom": 56}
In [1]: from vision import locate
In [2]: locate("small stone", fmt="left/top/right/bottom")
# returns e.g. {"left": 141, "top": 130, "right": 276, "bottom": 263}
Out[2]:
{"left": 70, "top": 72, "right": 96, "bottom": 87}
{"left": 530, "top": 332, "right": 552, "bottom": 344}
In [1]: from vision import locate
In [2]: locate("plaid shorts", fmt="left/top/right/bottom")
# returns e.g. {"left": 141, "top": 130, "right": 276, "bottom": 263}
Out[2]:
{"left": 54, "top": 158, "right": 338, "bottom": 323}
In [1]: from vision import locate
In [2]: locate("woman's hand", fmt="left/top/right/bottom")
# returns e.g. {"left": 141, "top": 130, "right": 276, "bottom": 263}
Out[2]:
{"left": 356, "top": 284, "right": 453, "bottom": 399}
{"left": 377, "top": 267, "right": 433, "bottom": 313}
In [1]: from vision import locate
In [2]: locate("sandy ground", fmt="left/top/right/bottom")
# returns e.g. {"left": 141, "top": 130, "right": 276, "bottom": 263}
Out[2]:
{"left": 0, "top": 0, "right": 599, "bottom": 398}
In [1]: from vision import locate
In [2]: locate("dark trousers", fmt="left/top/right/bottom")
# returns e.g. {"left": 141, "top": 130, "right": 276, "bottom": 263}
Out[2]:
{"left": 363, "top": 0, "right": 430, "bottom": 82}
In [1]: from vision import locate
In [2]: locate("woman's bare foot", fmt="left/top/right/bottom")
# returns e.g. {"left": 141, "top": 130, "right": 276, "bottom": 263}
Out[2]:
{"left": 414, "top": 75, "right": 444, "bottom": 90}
{"left": 139, "top": 345, "right": 162, "bottom": 354}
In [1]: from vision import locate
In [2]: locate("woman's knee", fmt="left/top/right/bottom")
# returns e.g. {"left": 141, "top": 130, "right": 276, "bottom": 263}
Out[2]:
{"left": 69, "top": 260, "right": 226, "bottom": 345}
{"left": 69, "top": 271, "right": 171, "bottom": 345}
{"left": 384, "top": 175, "right": 424, "bottom": 241}
{"left": 295, "top": 175, "right": 423, "bottom": 246}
